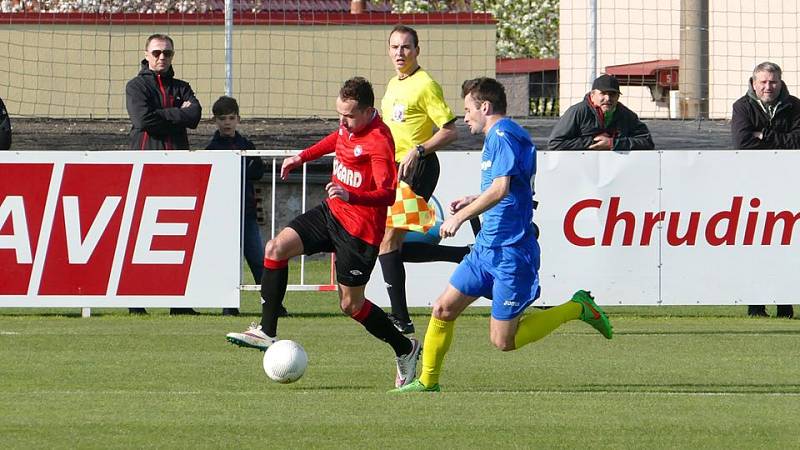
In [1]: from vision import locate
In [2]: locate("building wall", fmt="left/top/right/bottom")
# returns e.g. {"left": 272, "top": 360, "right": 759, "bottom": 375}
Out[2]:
{"left": 558, "top": 0, "right": 800, "bottom": 119}
{"left": 496, "top": 73, "right": 529, "bottom": 117}
{"left": 0, "top": 15, "right": 495, "bottom": 119}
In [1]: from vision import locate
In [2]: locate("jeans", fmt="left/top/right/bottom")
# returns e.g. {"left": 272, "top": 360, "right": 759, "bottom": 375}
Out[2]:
{"left": 243, "top": 214, "right": 264, "bottom": 283}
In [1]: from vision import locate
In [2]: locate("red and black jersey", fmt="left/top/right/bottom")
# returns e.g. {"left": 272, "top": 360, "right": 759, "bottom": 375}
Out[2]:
{"left": 298, "top": 113, "right": 397, "bottom": 246}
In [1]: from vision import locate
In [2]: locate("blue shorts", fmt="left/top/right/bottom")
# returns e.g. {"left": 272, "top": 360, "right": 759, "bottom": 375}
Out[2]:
{"left": 449, "top": 238, "right": 541, "bottom": 320}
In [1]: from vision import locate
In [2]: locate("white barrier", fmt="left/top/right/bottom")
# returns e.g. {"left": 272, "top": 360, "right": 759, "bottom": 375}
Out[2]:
{"left": 368, "top": 150, "right": 800, "bottom": 307}
{"left": 0, "top": 151, "right": 240, "bottom": 308}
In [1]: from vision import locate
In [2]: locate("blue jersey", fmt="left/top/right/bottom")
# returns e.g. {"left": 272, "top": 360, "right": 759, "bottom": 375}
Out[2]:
{"left": 476, "top": 118, "right": 536, "bottom": 248}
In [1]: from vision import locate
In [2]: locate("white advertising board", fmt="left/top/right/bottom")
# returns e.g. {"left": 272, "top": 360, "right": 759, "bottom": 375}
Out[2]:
{"left": 367, "top": 150, "right": 800, "bottom": 307}
{"left": 0, "top": 151, "right": 241, "bottom": 307}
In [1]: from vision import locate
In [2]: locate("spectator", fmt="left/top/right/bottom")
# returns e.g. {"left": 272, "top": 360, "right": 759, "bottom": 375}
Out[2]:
{"left": 731, "top": 61, "right": 799, "bottom": 318}
{"left": 378, "top": 24, "right": 464, "bottom": 336}
{"left": 125, "top": 33, "right": 201, "bottom": 315}
{"left": 205, "top": 95, "right": 287, "bottom": 317}
{"left": 0, "top": 95, "right": 10, "bottom": 150}
{"left": 548, "top": 74, "right": 654, "bottom": 151}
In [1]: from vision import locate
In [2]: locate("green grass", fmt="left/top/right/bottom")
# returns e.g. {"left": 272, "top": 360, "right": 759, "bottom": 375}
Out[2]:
{"left": 1, "top": 260, "right": 799, "bottom": 448}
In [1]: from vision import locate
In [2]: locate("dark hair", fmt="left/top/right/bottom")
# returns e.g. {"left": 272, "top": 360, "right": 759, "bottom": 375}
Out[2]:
{"left": 145, "top": 33, "right": 174, "bottom": 50}
{"left": 389, "top": 25, "right": 419, "bottom": 48}
{"left": 461, "top": 77, "right": 507, "bottom": 115}
{"left": 339, "top": 77, "right": 375, "bottom": 109}
{"left": 212, "top": 96, "right": 240, "bottom": 117}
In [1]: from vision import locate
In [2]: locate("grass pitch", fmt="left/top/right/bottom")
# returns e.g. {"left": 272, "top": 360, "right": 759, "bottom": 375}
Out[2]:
{"left": 2, "top": 281, "right": 799, "bottom": 448}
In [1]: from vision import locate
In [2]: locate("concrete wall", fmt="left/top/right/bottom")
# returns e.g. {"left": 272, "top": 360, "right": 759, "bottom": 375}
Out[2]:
{"left": 0, "top": 18, "right": 495, "bottom": 119}
{"left": 559, "top": 0, "right": 800, "bottom": 119}
{"left": 497, "top": 73, "right": 529, "bottom": 117}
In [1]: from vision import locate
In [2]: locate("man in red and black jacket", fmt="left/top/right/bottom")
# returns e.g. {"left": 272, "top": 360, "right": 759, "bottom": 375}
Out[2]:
{"left": 125, "top": 34, "right": 201, "bottom": 315}
{"left": 125, "top": 33, "right": 201, "bottom": 151}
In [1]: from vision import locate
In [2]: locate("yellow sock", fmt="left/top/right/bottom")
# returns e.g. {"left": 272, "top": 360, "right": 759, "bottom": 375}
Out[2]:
{"left": 419, "top": 316, "right": 454, "bottom": 387}
{"left": 514, "top": 301, "right": 582, "bottom": 349}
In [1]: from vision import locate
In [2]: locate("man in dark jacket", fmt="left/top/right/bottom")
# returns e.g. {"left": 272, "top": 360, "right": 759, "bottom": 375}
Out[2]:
{"left": 548, "top": 74, "right": 654, "bottom": 151}
{"left": 0, "top": 95, "right": 10, "bottom": 150}
{"left": 125, "top": 33, "right": 201, "bottom": 151}
{"left": 125, "top": 33, "right": 201, "bottom": 315}
{"left": 731, "top": 61, "right": 798, "bottom": 318}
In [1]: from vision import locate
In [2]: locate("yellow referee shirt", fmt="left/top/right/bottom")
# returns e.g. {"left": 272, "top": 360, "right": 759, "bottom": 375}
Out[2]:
{"left": 381, "top": 69, "right": 456, "bottom": 162}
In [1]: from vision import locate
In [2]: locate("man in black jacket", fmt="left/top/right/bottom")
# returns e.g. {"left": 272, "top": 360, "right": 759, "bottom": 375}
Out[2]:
{"left": 731, "top": 61, "right": 798, "bottom": 318}
{"left": 126, "top": 33, "right": 201, "bottom": 151}
{"left": 0, "top": 95, "right": 10, "bottom": 150}
{"left": 548, "top": 74, "right": 654, "bottom": 151}
{"left": 125, "top": 34, "right": 201, "bottom": 315}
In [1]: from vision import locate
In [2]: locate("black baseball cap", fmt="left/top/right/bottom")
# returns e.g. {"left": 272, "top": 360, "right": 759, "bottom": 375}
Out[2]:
{"left": 592, "top": 74, "right": 621, "bottom": 94}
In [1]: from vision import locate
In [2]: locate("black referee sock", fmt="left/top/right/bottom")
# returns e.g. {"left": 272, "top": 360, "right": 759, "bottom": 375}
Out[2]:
{"left": 351, "top": 299, "right": 413, "bottom": 357}
{"left": 378, "top": 250, "right": 410, "bottom": 323}
{"left": 401, "top": 242, "right": 470, "bottom": 263}
{"left": 260, "top": 266, "right": 289, "bottom": 337}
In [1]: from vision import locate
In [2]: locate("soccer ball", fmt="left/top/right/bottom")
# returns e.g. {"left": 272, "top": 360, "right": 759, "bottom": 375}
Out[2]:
{"left": 262, "top": 340, "right": 308, "bottom": 384}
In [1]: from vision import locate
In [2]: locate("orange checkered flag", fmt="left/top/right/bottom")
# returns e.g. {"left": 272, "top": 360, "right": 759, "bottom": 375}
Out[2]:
{"left": 386, "top": 181, "right": 437, "bottom": 233}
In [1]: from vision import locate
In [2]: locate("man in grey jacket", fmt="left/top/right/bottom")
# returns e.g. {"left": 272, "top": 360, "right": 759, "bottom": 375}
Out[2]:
{"left": 548, "top": 74, "right": 654, "bottom": 151}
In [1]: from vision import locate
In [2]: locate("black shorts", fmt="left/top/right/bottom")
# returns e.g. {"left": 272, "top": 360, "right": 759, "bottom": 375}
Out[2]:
{"left": 287, "top": 202, "right": 378, "bottom": 287}
{"left": 402, "top": 152, "right": 440, "bottom": 201}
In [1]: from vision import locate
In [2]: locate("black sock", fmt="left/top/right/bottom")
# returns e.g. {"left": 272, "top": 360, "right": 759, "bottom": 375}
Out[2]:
{"left": 401, "top": 242, "right": 470, "bottom": 263}
{"left": 351, "top": 299, "right": 412, "bottom": 357}
{"left": 260, "top": 266, "right": 289, "bottom": 336}
{"left": 379, "top": 251, "right": 409, "bottom": 323}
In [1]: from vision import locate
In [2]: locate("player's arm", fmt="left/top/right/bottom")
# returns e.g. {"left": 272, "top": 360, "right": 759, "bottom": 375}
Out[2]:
{"left": 440, "top": 176, "right": 509, "bottom": 238}
{"left": 281, "top": 131, "right": 338, "bottom": 179}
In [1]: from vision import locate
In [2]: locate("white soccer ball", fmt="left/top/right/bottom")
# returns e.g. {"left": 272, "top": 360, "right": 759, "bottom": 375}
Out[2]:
{"left": 262, "top": 340, "right": 308, "bottom": 384}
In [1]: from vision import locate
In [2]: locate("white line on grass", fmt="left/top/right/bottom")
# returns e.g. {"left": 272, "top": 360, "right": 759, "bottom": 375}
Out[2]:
{"left": 3, "top": 390, "right": 800, "bottom": 397}
{"left": 0, "top": 331, "right": 20, "bottom": 335}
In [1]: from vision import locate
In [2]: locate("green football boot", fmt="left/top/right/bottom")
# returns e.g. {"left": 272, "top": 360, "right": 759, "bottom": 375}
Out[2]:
{"left": 389, "top": 379, "right": 441, "bottom": 393}
{"left": 570, "top": 290, "right": 613, "bottom": 339}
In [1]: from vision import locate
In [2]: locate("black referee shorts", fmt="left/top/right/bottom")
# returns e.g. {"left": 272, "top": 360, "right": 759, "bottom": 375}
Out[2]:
{"left": 402, "top": 152, "right": 440, "bottom": 201}
{"left": 287, "top": 202, "right": 378, "bottom": 287}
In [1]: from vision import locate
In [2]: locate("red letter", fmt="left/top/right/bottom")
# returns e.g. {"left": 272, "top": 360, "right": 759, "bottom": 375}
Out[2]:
{"left": 0, "top": 164, "right": 53, "bottom": 295}
{"left": 762, "top": 210, "right": 800, "bottom": 245}
{"left": 118, "top": 164, "right": 211, "bottom": 295}
{"left": 743, "top": 198, "right": 760, "bottom": 246}
{"left": 705, "top": 196, "right": 742, "bottom": 246}
{"left": 640, "top": 211, "right": 665, "bottom": 245}
{"left": 564, "top": 199, "right": 601, "bottom": 247}
{"left": 666, "top": 211, "right": 700, "bottom": 246}
{"left": 39, "top": 164, "right": 132, "bottom": 295}
{"left": 601, "top": 197, "right": 635, "bottom": 246}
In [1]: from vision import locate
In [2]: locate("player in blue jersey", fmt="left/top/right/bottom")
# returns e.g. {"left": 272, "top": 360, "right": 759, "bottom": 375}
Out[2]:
{"left": 393, "top": 77, "right": 613, "bottom": 393}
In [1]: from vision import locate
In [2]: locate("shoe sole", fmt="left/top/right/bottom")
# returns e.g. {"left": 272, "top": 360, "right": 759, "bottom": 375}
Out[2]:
{"left": 225, "top": 335, "right": 270, "bottom": 351}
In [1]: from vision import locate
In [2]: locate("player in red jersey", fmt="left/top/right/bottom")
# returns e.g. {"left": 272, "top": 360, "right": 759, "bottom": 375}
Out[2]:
{"left": 226, "top": 77, "right": 421, "bottom": 388}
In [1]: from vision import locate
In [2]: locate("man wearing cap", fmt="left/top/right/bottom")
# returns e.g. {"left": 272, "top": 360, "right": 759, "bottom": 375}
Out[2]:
{"left": 548, "top": 74, "right": 654, "bottom": 150}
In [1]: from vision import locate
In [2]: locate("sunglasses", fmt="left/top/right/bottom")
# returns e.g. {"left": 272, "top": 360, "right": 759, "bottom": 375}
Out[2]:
{"left": 150, "top": 49, "right": 174, "bottom": 58}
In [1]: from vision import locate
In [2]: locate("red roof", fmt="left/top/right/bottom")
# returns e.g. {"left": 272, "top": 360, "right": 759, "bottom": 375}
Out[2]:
{"left": 496, "top": 58, "right": 558, "bottom": 74}
{"left": 605, "top": 59, "right": 679, "bottom": 76}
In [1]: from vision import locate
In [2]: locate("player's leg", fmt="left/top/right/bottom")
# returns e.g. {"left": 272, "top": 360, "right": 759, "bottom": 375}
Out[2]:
{"left": 378, "top": 227, "right": 414, "bottom": 333}
{"left": 335, "top": 231, "right": 420, "bottom": 387}
{"left": 227, "top": 204, "right": 332, "bottom": 350}
{"left": 401, "top": 241, "right": 471, "bottom": 263}
{"left": 225, "top": 225, "right": 303, "bottom": 349}
{"left": 339, "top": 284, "right": 420, "bottom": 387}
